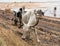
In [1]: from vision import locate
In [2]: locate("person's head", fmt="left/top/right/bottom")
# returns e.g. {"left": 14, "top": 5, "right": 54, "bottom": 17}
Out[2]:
{"left": 54, "top": 7, "right": 57, "bottom": 10}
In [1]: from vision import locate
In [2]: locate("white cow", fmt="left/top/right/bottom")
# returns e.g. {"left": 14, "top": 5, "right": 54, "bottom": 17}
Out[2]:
{"left": 22, "top": 10, "right": 40, "bottom": 42}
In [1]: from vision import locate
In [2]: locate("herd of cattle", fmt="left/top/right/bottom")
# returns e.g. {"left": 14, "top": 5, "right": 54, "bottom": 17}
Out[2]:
{"left": 13, "top": 7, "right": 44, "bottom": 27}
{"left": 12, "top": 6, "right": 57, "bottom": 42}
{"left": 11, "top": 6, "right": 46, "bottom": 42}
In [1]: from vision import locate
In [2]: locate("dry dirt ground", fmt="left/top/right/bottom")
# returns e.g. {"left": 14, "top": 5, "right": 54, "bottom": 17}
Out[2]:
{"left": 0, "top": 10, "right": 60, "bottom": 46}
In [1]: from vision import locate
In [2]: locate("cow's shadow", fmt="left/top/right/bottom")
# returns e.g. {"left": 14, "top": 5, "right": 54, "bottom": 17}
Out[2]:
{"left": 13, "top": 30, "right": 23, "bottom": 37}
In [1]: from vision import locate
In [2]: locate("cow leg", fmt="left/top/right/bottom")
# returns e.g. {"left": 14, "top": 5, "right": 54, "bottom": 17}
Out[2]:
{"left": 35, "top": 28, "right": 40, "bottom": 42}
{"left": 14, "top": 18, "right": 18, "bottom": 26}
{"left": 18, "top": 18, "right": 22, "bottom": 28}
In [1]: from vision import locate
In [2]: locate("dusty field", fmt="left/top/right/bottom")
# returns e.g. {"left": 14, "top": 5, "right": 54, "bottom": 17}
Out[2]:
{"left": 0, "top": 10, "right": 60, "bottom": 46}
{"left": 0, "top": 2, "right": 49, "bottom": 9}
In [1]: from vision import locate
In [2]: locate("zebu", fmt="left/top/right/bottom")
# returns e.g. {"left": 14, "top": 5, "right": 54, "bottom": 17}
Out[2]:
{"left": 12, "top": 7, "right": 25, "bottom": 27}
{"left": 37, "top": 9, "right": 48, "bottom": 16}
{"left": 22, "top": 10, "right": 40, "bottom": 42}
{"left": 13, "top": 11, "right": 18, "bottom": 26}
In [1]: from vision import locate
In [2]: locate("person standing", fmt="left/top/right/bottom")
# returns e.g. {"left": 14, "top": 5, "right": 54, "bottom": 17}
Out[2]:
{"left": 54, "top": 7, "right": 57, "bottom": 17}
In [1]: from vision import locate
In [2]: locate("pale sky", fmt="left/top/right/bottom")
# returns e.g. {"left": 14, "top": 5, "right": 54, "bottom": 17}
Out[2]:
{"left": 0, "top": 0, "right": 60, "bottom": 2}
